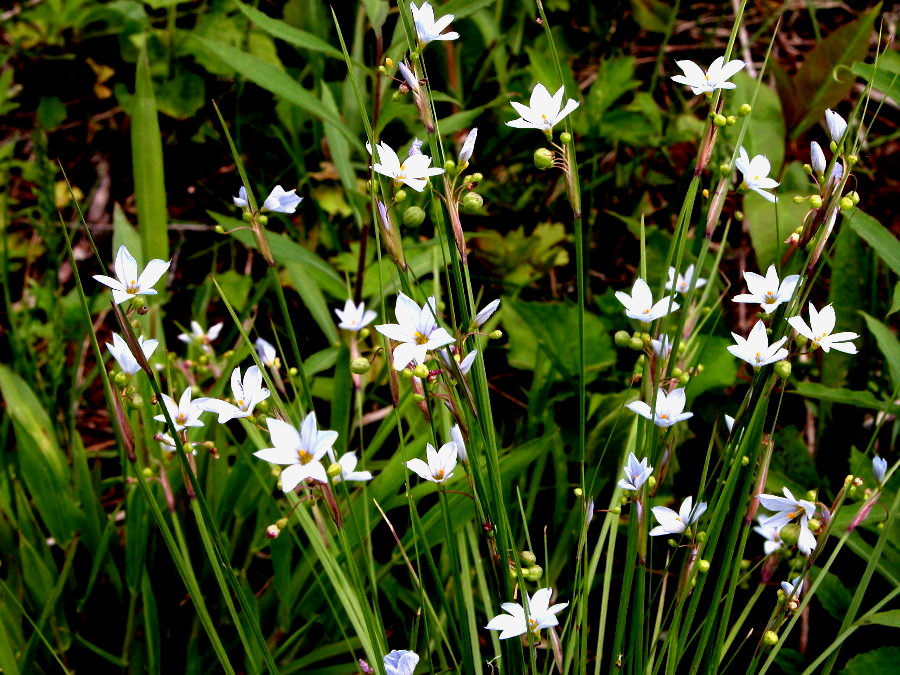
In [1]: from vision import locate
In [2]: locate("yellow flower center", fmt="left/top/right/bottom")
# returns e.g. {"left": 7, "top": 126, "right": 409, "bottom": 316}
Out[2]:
{"left": 764, "top": 292, "right": 776, "bottom": 304}
{"left": 237, "top": 399, "right": 245, "bottom": 408}
{"left": 754, "top": 352, "right": 763, "bottom": 362}
{"left": 660, "top": 413, "right": 669, "bottom": 420}
{"left": 434, "top": 469, "right": 445, "bottom": 480}
{"left": 414, "top": 331, "right": 429, "bottom": 345}
{"left": 176, "top": 413, "right": 186, "bottom": 425}
{"left": 127, "top": 280, "right": 139, "bottom": 294}
{"left": 298, "top": 450, "right": 314, "bottom": 465}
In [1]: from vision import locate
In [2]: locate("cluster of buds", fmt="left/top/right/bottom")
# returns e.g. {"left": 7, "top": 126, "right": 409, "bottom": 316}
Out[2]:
{"left": 509, "top": 550, "right": 544, "bottom": 583}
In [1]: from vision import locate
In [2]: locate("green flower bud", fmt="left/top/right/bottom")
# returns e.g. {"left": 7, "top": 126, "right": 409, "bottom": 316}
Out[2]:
{"left": 698, "top": 559, "right": 710, "bottom": 573}
{"left": 289, "top": 367, "right": 298, "bottom": 377}
{"left": 738, "top": 103, "right": 752, "bottom": 117}
{"left": 520, "top": 550, "right": 537, "bottom": 566}
{"left": 394, "top": 189, "right": 407, "bottom": 203}
{"left": 807, "top": 517, "right": 821, "bottom": 532}
{"left": 726, "top": 115, "right": 737, "bottom": 126}
{"left": 840, "top": 196, "right": 854, "bottom": 210}
{"left": 402, "top": 206, "right": 426, "bottom": 227}
{"left": 534, "top": 147, "right": 555, "bottom": 170}
{"left": 789, "top": 555, "right": 806, "bottom": 570}
{"left": 713, "top": 114, "right": 727, "bottom": 127}
{"left": 647, "top": 476, "right": 657, "bottom": 489}
{"left": 350, "top": 357, "right": 371, "bottom": 374}
{"left": 525, "top": 565, "right": 543, "bottom": 582}
{"left": 443, "top": 159, "right": 456, "bottom": 173}
{"left": 559, "top": 131, "right": 572, "bottom": 145}
{"left": 614, "top": 330, "right": 631, "bottom": 348}
{"left": 327, "top": 462, "right": 343, "bottom": 477}
{"left": 412, "top": 393, "right": 427, "bottom": 402}
{"left": 488, "top": 330, "right": 503, "bottom": 339}
{"left": 719, "top": 162, "right": 731, "bottom": 176}
{"left": 628, "top": 337, "right": 644, "bottom": 351}
{"left": 808, "top": 195, "right": 823, "bottom": 208}
{"left": 509, "top": 567, "right": 519, "bottom": 579}
{"left": 847, "top": 154, "right": 858, "bottom": 166}
{"left": 359, "top": 328, "right": 370, "bottom": 340}
{"left": 402, "top": 367, "right": 414, "bottom": 379}
{"left": 412, "top": 364, "right": 430, "bottom": 379}
{"left": 793, "top": 195, "right": 806, "bottom": 204}
{"left": 471, "top": 172, "right": 484, "bottom": 183}
{"left": 611, "top": 506, "right": 621, "bottom": 515}
{"left": 256, "top": 400, "right": 270, "bottom": 414}
{"left": 214, "top": 225, "right": 225, "bottom": 234}
{"left": 780, "top": 524, "right": 800, "bottom": 546}
{"left": 671, "top": 367, "right": 683, "bottom": 378}
{"left": 741, "top": 456, "right": 749, "bottom": 466}
{"left": 461, "top": 191, "right": 484, "bottom": 214}
{"left": 740, "top": 559, "right": 751, "bottom": 569}
{"left": 795, "top": 334, "right": 808, "bottom": 348}
{"left": 734, "top": 210, "right": 744, "bottom": 222}
{"left": 257, "top": 214, "right": 268, "bottom": 226}
{"left": 242, "top": 210, "right": 253, "bottom": 222}
{"left": 668, "top": 538, "right": 678, "bottom": 548}
{"left": 774, "top": 360, "right": 791, "bottom": 379}
{"left": 678, "top": 373, "right": 690, "bottom": 385}
{"left": 574, "top": 488, "right": 583, "bottom": 497}
{"left": 141, "top": 466, "right": 154, "bottom": 477}
{"left": 696, "top": 531, "right": 706, "bottom": 542}
{"left": 696, "top": 363, "right": 704, "bottom": 373}
{"left": 113, "top": 372, "right": 129, "bottom": 386}
{"left": 763, "top": 631, "right": 779, "bottom": 646}
{"left": 849, "top": 190, "right": 860, "bottom": 204}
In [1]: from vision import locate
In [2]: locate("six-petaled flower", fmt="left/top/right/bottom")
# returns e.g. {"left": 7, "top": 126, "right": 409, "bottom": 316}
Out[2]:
{"left": 406, "top": 442, "right": 458, "bottom": 484}
{"left": 485, "top": 588, "right": 568, "bottom": 639}
{"left": 617, "top": 453, "right": 653, "bottom": 491}
{"left": 506, "top": 84, "right": 579, "bottom": 132}
{"left": 375, "top": 292, "right": 455, "bottom": 370}
{"left": 410, "top": 2, "right": 459, "bottom": 46}
{"left": 670, "top": 56, "right": 745, "bottom": 95}
{"left": 93, "top": 245, "right": 170, "bottom": 305}
{"left": 369, "top": 140, "right": 444, "bottom": 192}
{"left": 649, "top": 496, "right": 707, "bottom": 536}
{"left": 727, "top": 321, "right": 789, "bottom": 367}
{"left": 201, "top": 366, "right": 270, "bottom": 424}
{"left": 732, "top": 265, "right": 800, "bottom": 313}
{"left": 253, "top": 413, "right": 339, "bottom": 491}
{"left": 735, "top": 147, "right": 779, "bottom": 202}
{"left": 615, "top": 278, "right": 680, "bottom": 323}
{"left": 626, "top": 388, "right": 693, "bottom": 428}
{"left": 787, "top": 303, "right": 858, "bottom": 354}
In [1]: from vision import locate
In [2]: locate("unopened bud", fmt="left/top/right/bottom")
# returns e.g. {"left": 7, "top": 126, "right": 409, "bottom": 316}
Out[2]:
{"left": 734, "top": 210, "right": 743, "bottom": 222}
{"left": 402, "top": 367, "right": 414, "bottom": 379}
{"left": 611, "top": 506, "right": 621, "bottom": 515}
{"left": 114, "top": 372, "right": 129, "bottom": 386}
{"left": 713, "top": 114, "right": 727, "bottom": 127}
{"left": 647, "top": 476, "right": 657, "bottom": 489}
{"left": 614, "top": 330, "right": 631, "bottom": 348}
{"left": 678, "top": 373, "right": 690, "bottom": 385}
{"left": 793, "top": 195, "right": 806, "bottom": 204}
{"left": 573, "top": 487, "right": 583, "bottom": 497}
{"left": 394, "top": 189, "right": 407, "bottom": 203}
{"left": 257, "top": 214, "right": 268, "bottom": 226}
{"left": 142, "top": 466, "right": 154, "bottom": 477}
{"left": 289, "top": 367, "right": 298, "bottom": 376}
{"left": 668, "top": 538, "right": 678, "bottom": 547}
{"left": 359, "top": 328, "right": 370, "bottom": 340}
{"left": 807, "top": 518, "right": 821, "bottom": 532}
{"left": 808, "top": 195, "right": 823, "bottom": 208}
{"left": 780, "top": 524, "right": 800, "bottom": 546}
{"left": 327, "top": 462, "right": 343, "bottom": 477}
{"left": 214, "top": 225, "right": 225, "bottom": 234}
{"left": 719, "top": 162, "right": 731, "bottom": 176}
{"left": 726, "top": 115, "right": 736, "bottom": 126}
{"left": 849, "top": 190, "right": 860, "bottom": 204}
{"left": 412, "top": 393, "right": 426, "bottom": 402}
{"left": 384, "top": 57, "right": 394, "bottom": 67}
{"left": 471, "top": 172, "right": 483, "bottom": 183}
{"left": 847, "top": 154, "right": 858, "bottom": 166}
{"left": 403, "top": 206, "right": 426, "bottom": 227}
{"left": 696, "top": 531, "right": 706, "bottom": 542}
{"left": 534, "top": 147, "right": 554, "bottom": 170}
{"left": 559, "top": 131, "right": 572, "bottom": 145}
{"left": 443, "top": 159, "right": 456, "bottom": 173}
{"left": 377, "top": 65, "right": 387, "bottom": 74}
{"left": 276, "top": 518, "right": 288, "bottom": 529}
{"left": 698, "top": 559, "right": 710, "bottom": 573}
{"left": 806, "top": 490, "right": 817, "bottom": 501}
{"left": 671, "top": 367, "right": 683, "bottom": 377}
{"left": 741, "top": 456, "right": 749, "bottom": 466}
{"left": 520, "top": 550, "right": 537, "bottom": 566}
{"left": 488, "top": 330, "right": 503, "bottom": 339}
{"left": 702, "top": 188, "right": 709, "bottom": 198}
{"left": 738, "top": 103, "right": 752, "bottom": 116}
{"left": 461, "top": 191, "right": 483, "bottom": 213}
{"left": 242, "top": 210, "right": 253, "bottom": 222}
{"left": 524, "top": 565, "right": 543, "bottom": 582}
{"left": 840, "top": 196, "right": 854, "bottom": 210}
{"left": 774, "top": 361, "right": 791, "bottom": 379}
{"left": 350, "top": 357, "right": 371, "bottom": 374}
{"left": 266, "top": 525, "right": 281, "bottom": 539}
{"left": 763, "top": 631, "right": 779, "bottom": 646}
{"left": 412, "top": 364, "right": 430, "bottom": 378}
{"left": 628, "top": 337, "right": 644, "bottom": 351}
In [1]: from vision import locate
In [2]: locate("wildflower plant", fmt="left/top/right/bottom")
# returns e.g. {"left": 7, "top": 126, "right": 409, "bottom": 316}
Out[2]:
{"left": 6, "top": 2, "right": 897, "bottom": 674}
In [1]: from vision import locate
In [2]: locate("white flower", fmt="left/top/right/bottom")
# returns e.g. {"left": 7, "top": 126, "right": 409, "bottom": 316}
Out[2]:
{"left": 753, "top": 514, "right": 783, "bottom": 555}
{"left": 825, "top": 109, "right": 847, "bottom": 144}
{"left": 233, "top": 185, "right": 302, "bottom": 214}
{"left": 485, "top": 588, "right": 568, "bottom": 639}
{"left": 406, "top": 442, "right": 457, "bottom": 483}
{"left": 153, "top": 387, "right": 210, "bottom": 432}
{"left": 727, "top": 320, "right": 789, "bottom": 367}
{"left": 177, "top": 321, "right": 223, "bottom": 353}
{"left": 201, "top": 366, "right": 270, "bottom": 423}
{"left": 732, "top": 265, "right": 800, "bottom": 313}
{"left": 670, "top": 56, "right": 745, "bottom": 95}
{"left": 615, "top": 278, "right": 680, "bottom": 323}
{"left": 333, "top": 452, "right": 373, "bottom": 483}
{"left": 787, "top": 303, "right": 858, "bottom": 354}
{"left": 106, "top": 332, "right": 158, "bottom": 375}
{"left": 666, "top": 264, "right": 707, "bottom": 295}
{"left": 626, "top": 387, "right": 693, "bottom": 428}
{"left": 651, "top": 335, "right": 672, "bottom": 359}
{"left": 335, "top": 299, "right": 377, "bottom": 331}
{"left": 458, "top": 128, "right": 478, "bottom": 164}
{"left": 375, "top": 292, "right": 455, "bottom": 370}
{"left": 93, "top": 245, "right": 170, "bottom": 305}
{"left": 810, "top": 141, "right": 826, "bottom": 175}
{"left": 253, "top": 413, "right": 338, "bottom": 491}
{"left": 873, "top": 456, "right": 887, "bottom": 486}
{"left": 649, "top": 496, "right": 707, "bottom": 536}
{"left": 725, "top": 415, "right": 736, "bottom": 432}
{"left": 506, "top": 84, "right": 579, "bottom": 132}
{"left": 440, "top": 348, "right": 477, "bottom": 376}
{"left": 617, "top": 452, "right": 653, "bottom": 491}
{"left": 397, "top": 62, "right": 419, "bottom": 92}
{"left": 474, "top": 298, "right": 500, "bottom": 327}
{"left": 369, "top": 140, "right": 443, "bottom": 192}
{"left": 255, "top": 337, "right": 279, "bottom": 368}
{"left": 384, "top": 649, "right": 419, "bottom": 675}
{"left": 736, "top": 147, "right": 779, "bottom": 203}
{"left": 450, "top": 424, "right": 467, "bottom": 462}
{"left": 781, "top": 576, "right": 803, "bottom": 598}
{"left": 757, "top": 487, "right": 815, "bottom": 530}
{"left": 410, "top": 2, "right": 459, "bottom": 46}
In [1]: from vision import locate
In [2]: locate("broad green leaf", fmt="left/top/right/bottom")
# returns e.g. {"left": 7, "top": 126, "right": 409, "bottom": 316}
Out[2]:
{"left": 784, "top": 3, "right": 882, "bottom": 137}
{"left": 725, "top": 71, "right": 786, "bottom": 173}
{"left": 841, "top": 647, "right": 900, "bottom": 674}
{"left": 859, "top": 610, "right": 900, "bottom": 628}
{"left": 0, "top": 365, "right": 83, "bottom": 546}
{"left": 188, "top": 36, "right": 355, "bottom": 144}
{"left": 688, "top": 336, "right": 739, "bottom": 399}
{"left": 744, "top": 161, "right": 808, "bottom": 269}
{"left": 852, "top": 50, "right": 900, "bottom": 101}
{"left": 860, "top": 312, "right": 900, "bottom": 388}
{"left": 810, "top": 569, "right": 851, "bottom": 621}
{"left": 235, "top": 0, "right": 348, "bottom": 62}
{"left": 792, "top": 381, "right": 900, "bottom": 412}
{"left": 132, "top": 47, "right": 168, "bottom": 261}
{"left": 847, "top": 210, "right": 900, "bottom": 276}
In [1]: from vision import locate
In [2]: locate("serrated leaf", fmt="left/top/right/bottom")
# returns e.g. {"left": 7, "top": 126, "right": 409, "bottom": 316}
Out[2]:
{"left": 860, "top": 312, "right": 900, "bottom": 388}
{"left": 847, "top": 210, "right": 900, "bottom": 276}
{"left": 785, "top": 3, "right": 882, "bottom": 137}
